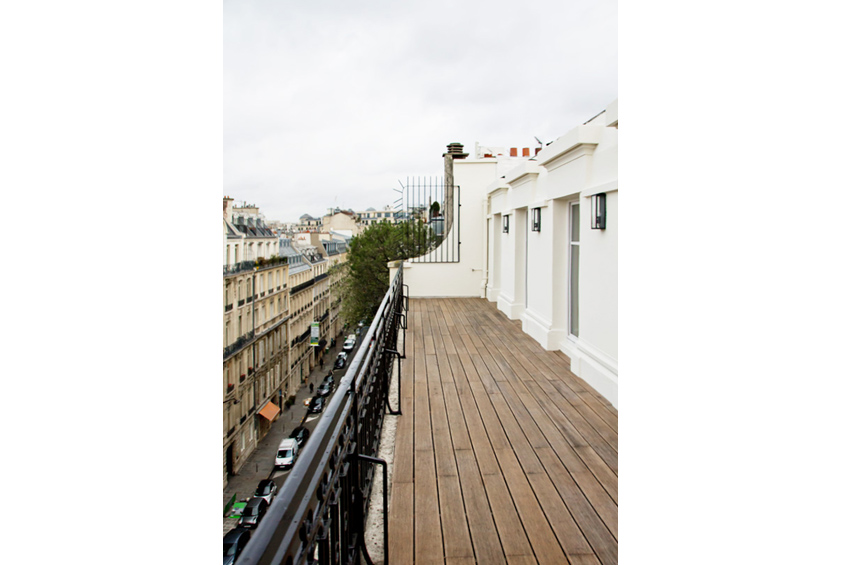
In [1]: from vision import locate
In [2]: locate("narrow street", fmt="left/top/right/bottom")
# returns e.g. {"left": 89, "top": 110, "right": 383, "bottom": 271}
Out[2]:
{"left": 223, "top": 328, "right": 366, "bottom": 535}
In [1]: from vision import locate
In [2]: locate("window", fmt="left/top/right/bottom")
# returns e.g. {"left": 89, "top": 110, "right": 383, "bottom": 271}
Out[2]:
{"left": 503, "top": 214, "right": 510, "bottom": 233}
{"left": 569, "top": 202, "right": 580, "bottom": 337}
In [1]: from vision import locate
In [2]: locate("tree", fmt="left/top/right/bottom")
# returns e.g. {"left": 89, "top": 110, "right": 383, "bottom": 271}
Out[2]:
{"left": 341, "top": 221, "right": 432, "bottom": 324}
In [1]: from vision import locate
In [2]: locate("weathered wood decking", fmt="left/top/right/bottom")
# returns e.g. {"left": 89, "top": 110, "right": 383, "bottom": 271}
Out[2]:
{"left": 388, "top": 298, "right": 617, "bottom": 565}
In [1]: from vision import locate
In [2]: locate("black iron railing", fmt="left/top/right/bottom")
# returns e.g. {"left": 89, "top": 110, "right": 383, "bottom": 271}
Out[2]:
{"left": 224, "top": 260, "right": 255, "bottom": 276}
{"left": 291, "top": 279, "right": 315, "bottom": 295}
{"left": 223, "top": 330, "right": 255, "bottom": 360}
{"left": 237, "top": 264, "right": 405, "bottom": 565}
{"left": 397, "top": 176, "right": 460, "bottom": 263}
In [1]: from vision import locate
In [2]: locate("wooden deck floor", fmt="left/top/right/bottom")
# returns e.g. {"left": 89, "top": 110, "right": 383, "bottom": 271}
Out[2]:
{"left": 388, "top": 298, "right": 618, "bottom": 565}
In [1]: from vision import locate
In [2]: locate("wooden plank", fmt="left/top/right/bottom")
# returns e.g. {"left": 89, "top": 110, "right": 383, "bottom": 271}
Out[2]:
{"left": 494, "top": 451, "right": 566, "bottom": 565}
{"left": 524, "top": 470, "right": 598, "bottom": 560}
{"left": 388, "top": 481, "right": 415, "bottom": 565}
{"left": 430, "top": 380, "right": 458, "bottom": 478}
{"left": 479, "top": 465, "right": 536, "bottom": 560}
{"left": 438, "top": 475, "right": 474, "bottom": 559}
{"left": 536, "top": 446, "right": 618, "bottom": 555}
{"left": 454, "top": 449, "right": 507, "bottom": 565}
{"left": 414, "top": 447, "right": 443, "bottom": 565}
{"left": 487, "top": 392, "right": 545, "bottom": 475}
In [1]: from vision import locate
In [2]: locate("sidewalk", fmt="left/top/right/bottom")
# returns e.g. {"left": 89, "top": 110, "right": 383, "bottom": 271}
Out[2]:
{"left": 223, "top": 337, "right": 344, "bottom": 535}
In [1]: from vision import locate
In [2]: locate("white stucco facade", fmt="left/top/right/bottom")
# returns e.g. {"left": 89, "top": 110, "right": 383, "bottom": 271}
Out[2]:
{"left": 395, "top": 100, "right": 618, "bottom": 407}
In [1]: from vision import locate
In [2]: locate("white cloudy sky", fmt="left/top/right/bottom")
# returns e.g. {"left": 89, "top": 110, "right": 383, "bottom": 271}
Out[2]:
{"left": 224, "top": 0, "right": 617, "bottom": 222}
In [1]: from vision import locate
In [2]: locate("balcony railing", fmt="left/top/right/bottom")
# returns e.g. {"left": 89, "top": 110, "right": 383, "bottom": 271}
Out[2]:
{"left": 223, "top": 329, "right": 255, "bottom": 360}
{"left": 238, "top": 264, "right": 405, "bottom": 565}
{"left": 291, "top": 278, "right": 314, "bottom": 295}
{"left": 223, "top": 260, "right": 255, "bottom": 276}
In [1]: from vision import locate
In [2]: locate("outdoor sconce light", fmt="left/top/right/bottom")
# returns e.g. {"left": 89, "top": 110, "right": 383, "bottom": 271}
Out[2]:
{"left": 591, "top": 193, "right": 606, "bottom": 229}
{"left": 503, "top": 215, "right": 510, "bottom": 233}
{"left": 531, "top": 207, "right": 541, "bottom": 232}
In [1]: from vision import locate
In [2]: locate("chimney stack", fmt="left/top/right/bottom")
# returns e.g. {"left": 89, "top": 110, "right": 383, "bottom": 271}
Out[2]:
{"left": 443, "top": 142, "right": 468, "bottom": 159}
{"left": 522, "top": 147, "right": 530, "bottom": 157}
{"left": 510, "top": 147, "right": 518, "bottom": 157}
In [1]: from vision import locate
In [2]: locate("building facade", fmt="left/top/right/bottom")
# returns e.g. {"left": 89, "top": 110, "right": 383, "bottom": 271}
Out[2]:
{"left": 357, "top": 206, "right": 402, "bottom": 227}
{"left": 223, "top": 198, "right": 291, "bottom": 487}
{"left": 393, "top": 100, "right": 619, "bottom": 407}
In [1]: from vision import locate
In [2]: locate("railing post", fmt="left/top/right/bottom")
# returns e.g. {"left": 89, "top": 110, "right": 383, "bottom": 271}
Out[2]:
{"left": 353, "top": 454, "right": 389, "bottom": 565}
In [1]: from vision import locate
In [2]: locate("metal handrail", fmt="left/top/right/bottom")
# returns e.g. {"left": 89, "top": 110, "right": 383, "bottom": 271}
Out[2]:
{"left": 237, "top": 264, "right": 405, "bottom": 565}
{"left": 223, "top": 330, "right": 255, "bottom": 360}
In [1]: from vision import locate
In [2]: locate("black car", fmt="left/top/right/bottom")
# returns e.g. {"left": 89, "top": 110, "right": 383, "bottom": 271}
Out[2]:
{"left": 323, "top": 374, "right": 335, "bottom": 387}
{"left": 334, "top": 353, "right": 347, "bottom": 370}
{"left": 223, "top": 527, "right": 251, "bottom": 565}
{"left": 253, "top": 479, "right": 277, "bottom": 506}
{"left": 316, "top": 381, "right": 333, "bottom": 397}
{"left": 289, "top": 425, "right": 311, "bottom": 447}
{"left": 238, "top": 497, "right": 268, "bottom": 529}
{"left": 307, "top": 395, "right": 325, "bottom": 413}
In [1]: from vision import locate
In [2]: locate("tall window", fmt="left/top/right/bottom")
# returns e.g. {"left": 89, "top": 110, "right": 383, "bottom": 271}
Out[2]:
{"left": 569, "top": 202, "right": 580, "bottom": 337}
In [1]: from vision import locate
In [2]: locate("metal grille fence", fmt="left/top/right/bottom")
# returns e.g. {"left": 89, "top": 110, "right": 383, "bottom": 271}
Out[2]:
{"left": 237, "top": 265, "right": 406, "bottom": 565}
{"left": 395, "top": 176, "right": 460, "bottom": 263}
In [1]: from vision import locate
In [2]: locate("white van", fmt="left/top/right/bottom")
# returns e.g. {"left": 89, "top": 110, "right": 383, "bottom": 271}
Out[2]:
{"left": 275, "top": 438, "right": 298, "bottom": 470}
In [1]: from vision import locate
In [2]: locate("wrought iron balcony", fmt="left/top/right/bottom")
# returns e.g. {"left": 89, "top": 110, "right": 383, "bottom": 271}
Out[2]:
{"left": 237, "top": 264, "right": 405, "bottom": 565}
{"left": 223, "top": 260, "right": 255, "bottom": 276}
{"left": 223, "top": 330, "right": 255, "bottom": 360}
{"left": 290, "top": 278, "right": 314, "bottom": 295}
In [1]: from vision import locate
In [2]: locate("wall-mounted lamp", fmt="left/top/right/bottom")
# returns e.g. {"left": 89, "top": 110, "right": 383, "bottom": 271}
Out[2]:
{"left": 591, "top": 193, "right": 606, "bottom": 229}
{"left": 503, "top": 215, "right": 510, "bottom": 233}
{"left": 531, "top": 208, "right": 541, "bottom": 232}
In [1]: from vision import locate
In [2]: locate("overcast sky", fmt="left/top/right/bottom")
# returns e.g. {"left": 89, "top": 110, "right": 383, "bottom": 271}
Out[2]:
{"left": 224, "top": 0, "right": 617, "bottom": 222}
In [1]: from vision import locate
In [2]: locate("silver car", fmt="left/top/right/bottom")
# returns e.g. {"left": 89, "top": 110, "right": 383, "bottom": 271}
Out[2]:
{"left": 253, "top": 479, "right": 277, "bottom": 506}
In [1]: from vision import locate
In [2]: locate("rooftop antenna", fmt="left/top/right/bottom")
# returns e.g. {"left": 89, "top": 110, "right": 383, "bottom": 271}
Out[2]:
{"left": 534, "top": 136, "right": 544, "bottom": 146}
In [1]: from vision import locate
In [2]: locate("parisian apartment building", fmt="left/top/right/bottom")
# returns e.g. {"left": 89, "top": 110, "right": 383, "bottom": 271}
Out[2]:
{"left": 222, "top": 199, "right": 352, "bottom": 487}
{"left": 222, "top": 198, "right": 291, "bottom": 485}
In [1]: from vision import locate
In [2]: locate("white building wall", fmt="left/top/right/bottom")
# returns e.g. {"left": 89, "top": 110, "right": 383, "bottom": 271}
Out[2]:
{"left": 394, "top": 100, "right": 618, "bottom": 408}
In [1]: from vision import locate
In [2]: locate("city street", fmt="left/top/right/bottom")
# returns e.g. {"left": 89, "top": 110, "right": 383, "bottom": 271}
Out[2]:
{"left": 223, "top": 328, "right": 366, "bottom": 535}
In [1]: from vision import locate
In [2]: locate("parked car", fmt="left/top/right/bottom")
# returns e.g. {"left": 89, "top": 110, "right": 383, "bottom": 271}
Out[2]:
{"left": 289, "top": 425, "right": 310, "bottom": 447}
{"left": 316, "top": 380, "right": 333, "bottom": 397}
{"left": 223, "top": 527, "right": 251, "bottom": 565}
{"left": 253, "top": 479, "right": 277, "bottom": 506}
{"left": 307, "top": 395, "right": 325, "bottom": 413}
{"left": 238, "top": 497, "right": 268, "bottom": 529}
{"left": 275, "top": 438, "right": 298, "bottom": 469}
{"left": 343, "top": 336, "right": 356, "bottom": 352}
{"left": 334, "top": 353, "right": 347, "bottom": 370}
{"left": 323, "top": 374, "right": 335, "bottom": 388}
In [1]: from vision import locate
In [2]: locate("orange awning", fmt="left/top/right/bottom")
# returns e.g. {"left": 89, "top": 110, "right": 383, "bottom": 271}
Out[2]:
{"left": 258, "top": 401, "right": 280, "bottom": 422}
